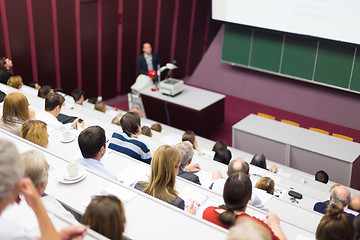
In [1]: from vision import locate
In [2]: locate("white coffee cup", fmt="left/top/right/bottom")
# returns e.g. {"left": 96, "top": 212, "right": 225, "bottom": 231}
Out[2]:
{"left": 66, "top": 163, "right": 79, "bottom": 178}
{"left": 63, "top": 131, "right": 72, "bottom": 142}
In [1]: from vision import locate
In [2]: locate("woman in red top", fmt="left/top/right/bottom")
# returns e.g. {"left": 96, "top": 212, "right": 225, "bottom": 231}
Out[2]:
{"left": 202, "top": 172, "right": 286, "bottom": 240}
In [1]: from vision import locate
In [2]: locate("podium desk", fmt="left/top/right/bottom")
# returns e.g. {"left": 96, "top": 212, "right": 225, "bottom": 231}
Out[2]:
{"left": 140, "top": 85, "right": 225, "bottom": 137}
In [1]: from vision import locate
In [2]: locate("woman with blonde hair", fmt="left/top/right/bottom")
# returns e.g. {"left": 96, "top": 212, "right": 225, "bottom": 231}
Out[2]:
{"left": 135, "top": 145, "right": 187, "bottom": 210}
{"left": 20, "top": 120, "right": 48, "bottom": 147}
{"left": 0, "top": 92, "right": 35, "bottom": 135}
{"left": 255, "top": 177, "right": 275, "bottom": 195}
{"left": 82, "top": 195, "right": 126, "bottom": 240}
{"left": 7, "top": 75, "right": 23, "bottom": 89}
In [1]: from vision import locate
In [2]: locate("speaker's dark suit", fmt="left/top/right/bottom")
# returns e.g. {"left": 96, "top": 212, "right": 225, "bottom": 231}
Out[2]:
{"left": 136, "top": 52, "right": 161, "bottom": 75}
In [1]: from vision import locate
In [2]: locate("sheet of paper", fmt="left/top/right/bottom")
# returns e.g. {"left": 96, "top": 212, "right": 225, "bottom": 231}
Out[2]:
{"left": 277, "top": 168, "right": 292, "bottom": 178}
{"left": 195, "top": 170, "right": 214, "bottom": 189}
{"left": 116, "top": 165, "right": 150, "bottom": 187}
{"left": 82, "top": 184, "right": 138, "bottom": 210}
{"left": 159, "top": 134, "right": 182, "bottom": 146}
{"left": 179, "top": 187, "right": 209, "bottom": 210}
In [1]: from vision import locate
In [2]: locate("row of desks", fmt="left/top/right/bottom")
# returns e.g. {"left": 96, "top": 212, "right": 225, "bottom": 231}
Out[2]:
{"left": 0, "top": 84, "right": 319, "bottom": 239}
{"left": 8, "top": 83, "right": 360, "bottom": 238}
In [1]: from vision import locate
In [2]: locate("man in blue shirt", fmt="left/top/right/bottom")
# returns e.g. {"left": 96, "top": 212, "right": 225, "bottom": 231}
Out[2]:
{"left": 109, "top": 112, "right": 152, "bottom": 164}
{"left": 75, "top": 126, "right": 117, "bottom": 180}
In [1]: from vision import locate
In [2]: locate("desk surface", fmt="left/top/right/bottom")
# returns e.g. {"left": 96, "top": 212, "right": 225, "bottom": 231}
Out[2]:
{"left": 139, "top": 84, "right": 225, "bottom": 111}
{"left": 232, "top": 114, "right": 303, "bottom": 144}
{"left": 290, "top": 130, "right": 360, "bottom": 162}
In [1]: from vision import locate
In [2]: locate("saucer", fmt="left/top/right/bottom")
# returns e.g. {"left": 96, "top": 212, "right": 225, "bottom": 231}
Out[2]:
{"left": 60, "top": 135, "right": 76, "bottom": 143}
{"left": 57, "top": 167, "right": 87, "bottom": 184}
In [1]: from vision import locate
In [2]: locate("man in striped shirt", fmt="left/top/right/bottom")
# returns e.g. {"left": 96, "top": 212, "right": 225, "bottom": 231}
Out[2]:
{"left": 109, "top": 111, "right": 152, "bottom": 164}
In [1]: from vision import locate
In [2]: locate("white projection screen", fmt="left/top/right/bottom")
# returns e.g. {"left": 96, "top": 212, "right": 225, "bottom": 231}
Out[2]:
{"left": 212, "top": 0, "right": 360, "bottom": 45}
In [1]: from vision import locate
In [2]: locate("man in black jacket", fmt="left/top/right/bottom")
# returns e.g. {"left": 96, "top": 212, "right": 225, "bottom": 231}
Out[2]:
{"left": 136, "top": 42, "right": 160, "bottom": 75}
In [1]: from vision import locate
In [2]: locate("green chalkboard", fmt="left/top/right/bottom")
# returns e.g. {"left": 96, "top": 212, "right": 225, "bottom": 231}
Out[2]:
{"left": 314, "top": 42, "right": 354, "bottom": 88}
{"left": 350, "top": 50, "right": 360, "bottom": 92}
{"left": 222, "top": 23, "right": 359, "bottom": 94}
{"left": 281, "top": 36, "right": 317, "bottom": 80}
{"left": 222, "top": 24, "right": 251, "bottom": 65}
{"left": 250, "top": 31, "right": 283, "bottom": 72}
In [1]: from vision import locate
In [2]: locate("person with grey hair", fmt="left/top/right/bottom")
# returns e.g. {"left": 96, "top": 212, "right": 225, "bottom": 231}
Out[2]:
{"left": 210, "top": 158, "right": 268, "bottom": 212}
{"left": 227, "top": 215, "right": 273, "bottom": 240}
{"left": 0, "top": 139, "right": 86, "bottom": 239}
{"left": 314, "top": 185, "right": 357, "bottom": 220}
{"left": 174, "top": 141, "right": 201, "bottom": 185}
{"left": 21, "top": 150, "right": 76, "bottom": 220}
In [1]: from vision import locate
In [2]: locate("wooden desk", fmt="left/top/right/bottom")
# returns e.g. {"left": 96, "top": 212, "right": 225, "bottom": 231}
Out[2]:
{"left": 140, "top": 85, "right": 225, "bottom": 137}
{"left": 232, "top": 114, "right": 360, "bottom": 188}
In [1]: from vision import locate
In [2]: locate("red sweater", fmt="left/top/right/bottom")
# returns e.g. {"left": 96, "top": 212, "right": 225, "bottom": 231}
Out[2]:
{"left": 202, "top": 206, "right": 280, "bottom": 240}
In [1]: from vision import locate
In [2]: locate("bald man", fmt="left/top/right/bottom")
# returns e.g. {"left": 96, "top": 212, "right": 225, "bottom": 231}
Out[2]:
{"left": 314, "top": 186, "right": 358, "bottom": 220}
{"left": 349, "top": 195, "right": 360, "bottom": 213}
{"left": 210, "top": 158, "right": 268, "bottom": 212}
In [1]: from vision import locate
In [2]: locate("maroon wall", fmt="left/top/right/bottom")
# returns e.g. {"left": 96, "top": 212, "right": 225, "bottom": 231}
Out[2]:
{"left": 0, "top": 0, "right": 221, "bottom": 99}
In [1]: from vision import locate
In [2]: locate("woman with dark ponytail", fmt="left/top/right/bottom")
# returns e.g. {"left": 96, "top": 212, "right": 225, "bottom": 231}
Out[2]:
{"left": 316, "top": 203, "right": 355, "bottom": 240}
{"left": 203, "top": 172, "right": 286, "bottom": 240}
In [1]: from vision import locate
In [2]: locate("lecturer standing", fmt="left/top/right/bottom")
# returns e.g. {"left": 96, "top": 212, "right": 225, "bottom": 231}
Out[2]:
{"left": 136, "top": 42, "right": 161, "bottom": 75}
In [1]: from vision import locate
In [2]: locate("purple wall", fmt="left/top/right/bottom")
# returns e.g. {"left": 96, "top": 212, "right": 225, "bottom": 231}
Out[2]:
{"left": 0, "top": 0, "right": 221, "bottom": 99}
{"left": 188, "top": 27, "right": 360, "bottom": 130}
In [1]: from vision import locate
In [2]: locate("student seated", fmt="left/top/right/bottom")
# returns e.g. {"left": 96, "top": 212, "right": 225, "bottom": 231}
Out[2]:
{"left": 250, "top": 153, "right": 277, "bottom": 173}
{"left": 0, "top": 56, "right": 13, "bottom": 84}
{"left": 7, "top": 75, "right": 23, "bottom": 89}
{"left": 315, "top": 170, "right": 329, "bottom": 184}
{"left": 109, "top": 112, "right": 152, "bottom": 164}
{"left": 75, "top": 126, "right": 118, "bottom": 181}
{"left": 150, "top": 123, "right": 162, "bottom": 133}
{"left": 255, "top": 177, "right": 275, "bottom": 195}
{"left": 212, "top": 140, "right": 227, "bottom": 152}
{"left": 141, "top": 126, "right": 152, "bottom": 137}
{"left": 21, "top": 150, "right": 75, "bottom": 220}
{"left": 82, "top": 195, "right": 126, "bottom": 240}
{"left": 111, "top": 113, "right": 123, "bottom": 126}
{"left": 203, "top": 172, "right": 286, "bottom": 240}
{"left": 313, "top": 185, "right": 356, "bottom": 220}
{"left": 36, "top": 92, "right": 83, "bottom": 130}
{"left": 0, "top": 139, "right": 86, "bottom": 240}
{"left": 210, "top": 158, "right": 268, "bottom": 212}
{"left": 227, "top": 216, "right": 273, "bottom": 240}
{"left": 214, "top": 148, "right": 232, "bottom": 165}
{"left": 182, "top": 130, "right": 198, "bottom": 149}
{"left": 37, "top": 85, "right": 54, "bottom": 98}
{"left": 0, "top": 92, "right": 35, "bottom": 136}
{"left": 94, "top": 101, "right": 106, "bottom": 113}
{"left": 134, "top": 145, "right": 195, "bottom": 213}
{"left": 316, "top": 203, "right": 354, "bottom": 240}
{"left": 72, "top": 88, "right": 85, "bottom": 104}
{"left": 174, "top": 141, "right": 201, "bottom": 185}
{"left": 20, "top": 120, "right": 49, "bottom": 148}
